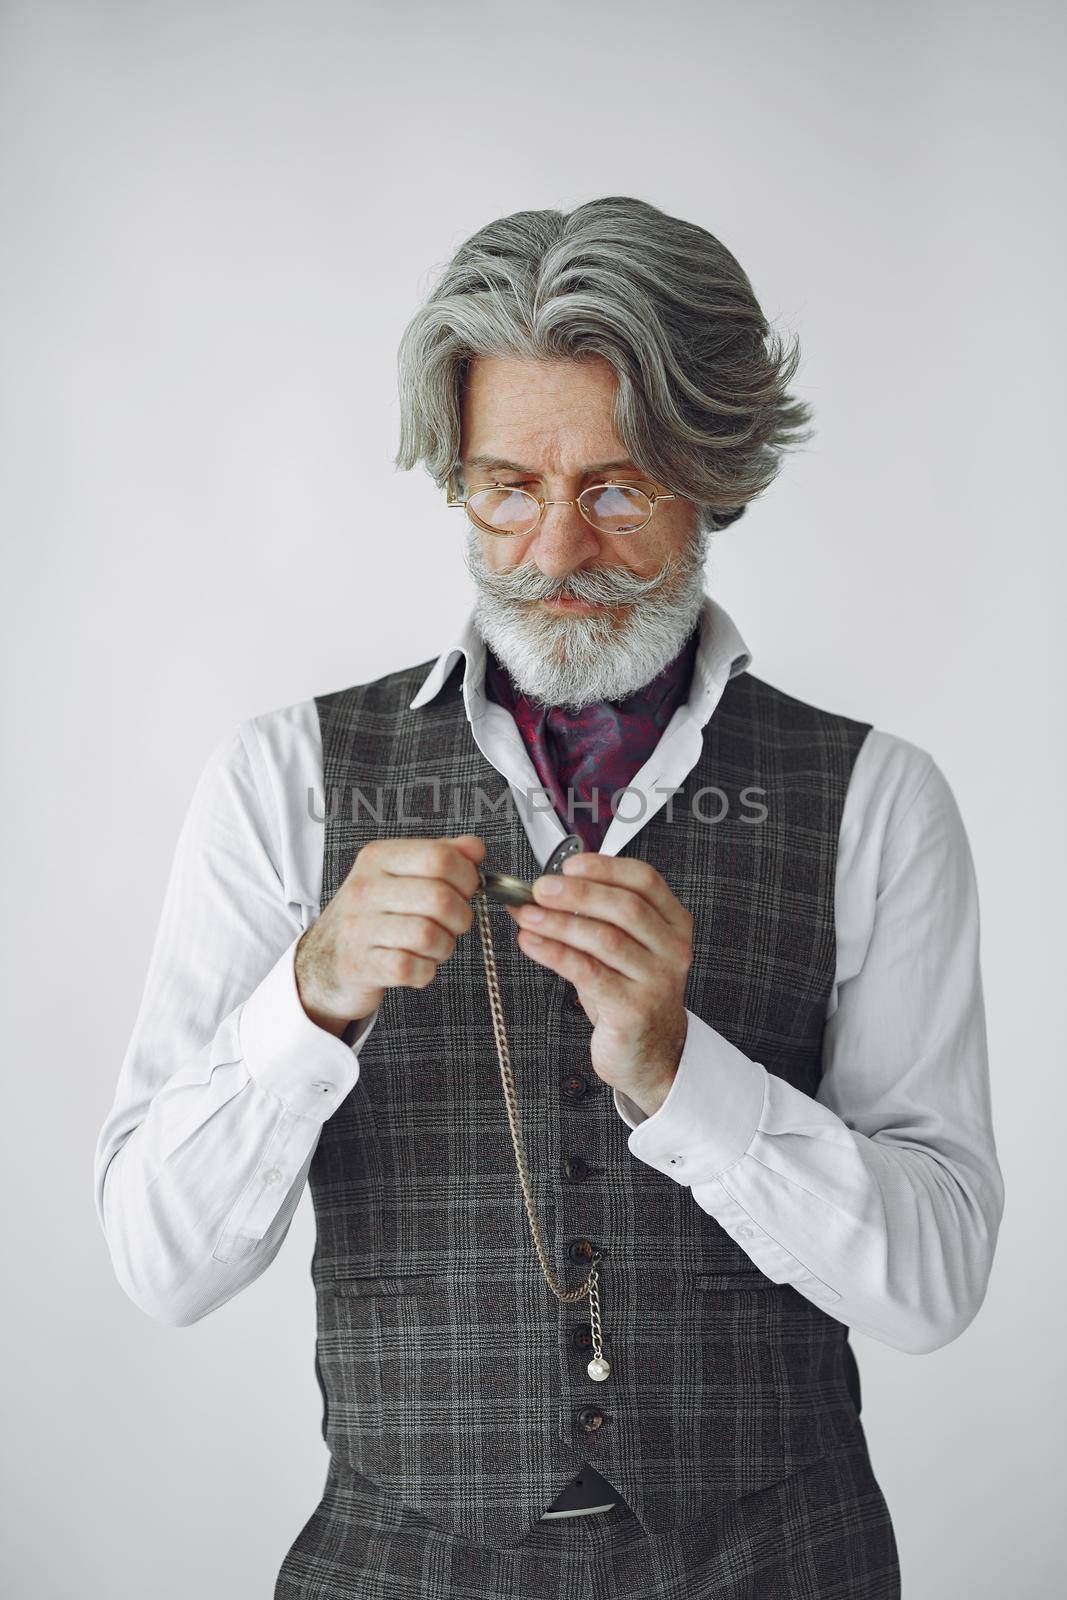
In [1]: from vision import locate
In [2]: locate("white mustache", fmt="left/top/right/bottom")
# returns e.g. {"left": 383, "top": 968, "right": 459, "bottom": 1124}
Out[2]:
{"left": 466, "top": 556, "right": 679, "bottom": 606}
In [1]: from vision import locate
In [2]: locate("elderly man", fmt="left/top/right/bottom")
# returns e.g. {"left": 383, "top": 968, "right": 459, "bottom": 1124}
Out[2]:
{"left": 94, "top": 196, "right": 1003, "bottom": 1599}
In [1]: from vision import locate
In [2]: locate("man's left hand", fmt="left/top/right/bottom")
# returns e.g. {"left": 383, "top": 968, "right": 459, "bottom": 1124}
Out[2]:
{"left": 506, "top": 854, "right": 692, "bottom": 1117}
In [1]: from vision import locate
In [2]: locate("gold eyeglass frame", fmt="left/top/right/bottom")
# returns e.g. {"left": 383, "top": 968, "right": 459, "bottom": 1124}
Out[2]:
{"left": 445, "top": 468, "right": 684, "bottom": 538}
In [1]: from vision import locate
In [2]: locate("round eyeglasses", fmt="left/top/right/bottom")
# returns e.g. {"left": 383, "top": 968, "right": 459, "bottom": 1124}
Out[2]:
{"left": 446, "top": 469, "right": 683, "bottom": 537}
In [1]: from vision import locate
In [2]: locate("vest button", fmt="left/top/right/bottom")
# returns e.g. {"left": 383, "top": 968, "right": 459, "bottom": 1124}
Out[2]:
{"left": 571, "top": 988, "right": 584, "bottom": 1009}
{"left": 568, "top": 1238, "right": 598, "bottom": 1265}
{"left": 577, "top": 1407, "right": 606, "bottom": 1433}
{"left": 562, "top": 1155, "right": 590, "bottom": 1182}
{"left": 560, "top": 1073, "right": 591, "bottom": 1101}
{"left": 572, "top": 1322, "right": 593, "bottom": 1351}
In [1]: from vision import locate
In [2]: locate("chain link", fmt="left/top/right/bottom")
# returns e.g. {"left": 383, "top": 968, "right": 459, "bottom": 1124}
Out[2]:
{"left": 472, "top": 887, "right": 609, "bottom": 1376}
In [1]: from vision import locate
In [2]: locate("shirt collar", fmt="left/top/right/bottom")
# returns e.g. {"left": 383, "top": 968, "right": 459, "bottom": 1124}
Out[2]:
{"left": 407, "top": 591, "right": 752, "bottom": 731}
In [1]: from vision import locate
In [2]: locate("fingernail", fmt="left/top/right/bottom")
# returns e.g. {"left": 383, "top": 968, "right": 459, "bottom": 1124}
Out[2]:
{"left": 538, "top": 877, "right": 563, "bottom": 896}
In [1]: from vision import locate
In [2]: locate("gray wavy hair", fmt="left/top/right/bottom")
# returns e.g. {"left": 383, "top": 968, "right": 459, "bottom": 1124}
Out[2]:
{"left": 394, "top": 195, "right": 813, "bottom": 535}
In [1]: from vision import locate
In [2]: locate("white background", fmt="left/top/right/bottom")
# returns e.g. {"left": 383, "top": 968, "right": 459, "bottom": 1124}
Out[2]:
{"left": 1, "top": 1, "right": 1062, "bottom": 1594}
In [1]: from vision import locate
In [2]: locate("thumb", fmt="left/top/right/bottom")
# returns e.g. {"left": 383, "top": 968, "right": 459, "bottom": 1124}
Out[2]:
{"left": 449, "top": 834, "right": 486, "bottom": 863}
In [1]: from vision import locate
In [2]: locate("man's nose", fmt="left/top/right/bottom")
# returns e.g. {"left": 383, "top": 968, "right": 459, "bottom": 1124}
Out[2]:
{"left": 527, "top": 501, "right": 603, "bottom": 581}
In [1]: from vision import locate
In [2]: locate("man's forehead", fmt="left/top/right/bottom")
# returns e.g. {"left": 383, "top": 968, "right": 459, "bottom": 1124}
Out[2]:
{"left": 461, "top": 354, "right": 619, "bottom": 416}
{"left": 463, "top": 451, "right": 640, "bottom": 475}
{"left": 459, "top": 356, "right": 633, "bottom": 475}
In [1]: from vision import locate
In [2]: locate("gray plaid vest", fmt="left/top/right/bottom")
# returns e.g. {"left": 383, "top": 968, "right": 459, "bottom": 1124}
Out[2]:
{"left": 308, "top": 654, "right": 873, "bottom": 1551}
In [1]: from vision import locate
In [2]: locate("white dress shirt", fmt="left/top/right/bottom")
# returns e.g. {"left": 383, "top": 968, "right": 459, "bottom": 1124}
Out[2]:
{"left": 93, "top": 594, "right": 1005, "bottom": 1353}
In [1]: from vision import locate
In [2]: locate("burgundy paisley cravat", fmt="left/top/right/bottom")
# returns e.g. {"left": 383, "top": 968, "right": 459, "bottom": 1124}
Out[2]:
{"left": 483, "top": 625, "right": 700, "bottom": 853}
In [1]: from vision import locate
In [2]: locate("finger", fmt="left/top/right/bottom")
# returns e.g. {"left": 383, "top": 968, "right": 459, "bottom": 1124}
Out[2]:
{"left": 514, "top": 927, "right": 630, "bottom": 1003}
{"left": 510, "top": 901, "right": 650, "bottom": 981}
{"left": 363, "top": 945, "right": 438, "bottom": 990}
{"left": 449, "top": 834, "right": 487, "bottom": 865}
{"left": 359, "top": 874, "right": 474, "bottom": 938}
{"left": 527, "top": 874, "right": 672, "bottom": 958}
{"left": 367, "top": 911, "right": 456, "bottom": 964}
{"left": 557, "top": 853, "right": 691, "bottom": 936}
{"left": 361, "top": 836, "right": 483, "bottom": 900}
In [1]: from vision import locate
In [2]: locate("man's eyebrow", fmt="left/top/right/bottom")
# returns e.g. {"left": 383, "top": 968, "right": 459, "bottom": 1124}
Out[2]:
{"left": 463, "top": 454, "right": 641, "bottom": 475}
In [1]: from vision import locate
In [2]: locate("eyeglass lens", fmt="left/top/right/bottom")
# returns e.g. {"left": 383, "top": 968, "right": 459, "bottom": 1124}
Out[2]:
{"left": 468, "top": 484, "right": 653, "bottom": 536}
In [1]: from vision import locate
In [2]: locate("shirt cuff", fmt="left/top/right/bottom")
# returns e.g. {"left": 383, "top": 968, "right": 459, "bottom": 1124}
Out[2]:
{"left": 239, "top": 934, "right": 370, "bottom": 1122}
{"left": 341, "top": 1007, "right": 380, "bottom": 1051}
{"left": 612, "top": 1008, "right": 766, "bottom": 1184}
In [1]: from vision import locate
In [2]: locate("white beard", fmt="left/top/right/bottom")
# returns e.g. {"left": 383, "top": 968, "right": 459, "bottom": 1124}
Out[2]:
{"left": 462, "top": 524, "right": 710, "bottom": 711}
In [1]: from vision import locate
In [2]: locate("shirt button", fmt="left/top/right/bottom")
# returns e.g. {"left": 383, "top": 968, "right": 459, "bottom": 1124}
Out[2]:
{"left": 667, "top": 1154, "right": 685, "bottom": 1167}
{"left": 310, "top": 1080, "right": 335, "bottom": 1094}
{"left": 577, "top": 1407, "right": 606, "bottom": 1434}
{"left": 736, "top": 1225, "right": 754, "bottom": 1239}
{"left": 262, "top": 1167, "right": 282, "bottom": 1185}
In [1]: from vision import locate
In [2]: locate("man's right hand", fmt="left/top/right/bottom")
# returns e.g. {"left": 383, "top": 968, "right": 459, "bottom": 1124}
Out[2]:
{"left": 294, "top": 834, "right": 487, "bottom": 1037}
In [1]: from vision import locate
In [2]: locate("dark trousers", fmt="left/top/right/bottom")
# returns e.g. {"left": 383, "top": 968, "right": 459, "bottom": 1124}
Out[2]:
{"left": 274, "top": 1431, "right": 901, "bottom": 1599}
